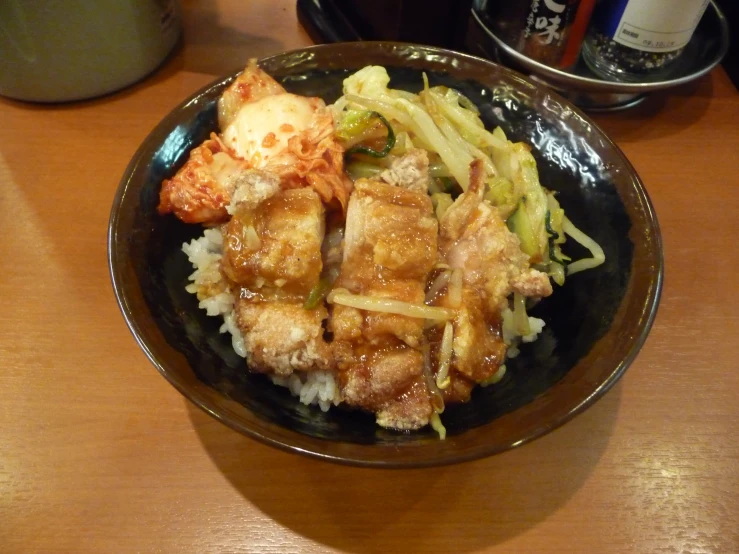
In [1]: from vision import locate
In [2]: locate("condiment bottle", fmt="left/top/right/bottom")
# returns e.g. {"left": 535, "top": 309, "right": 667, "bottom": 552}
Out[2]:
{"left": 491, "top": 0, "right": 596, "bottom": 69}
{"left": 582, "top": 0, "right": 710, "bottom": 81}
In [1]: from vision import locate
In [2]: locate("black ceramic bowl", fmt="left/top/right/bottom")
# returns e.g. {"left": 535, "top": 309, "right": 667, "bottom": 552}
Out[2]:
{"left": 109, "top": 42, "right": 662, "bottom": 468}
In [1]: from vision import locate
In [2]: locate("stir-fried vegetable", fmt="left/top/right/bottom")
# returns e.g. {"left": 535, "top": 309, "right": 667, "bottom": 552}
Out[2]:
{"left": 327, "top": 289, "right": 455, "bottom": 321}
{"left": 484, "top": 175, "right": 517, "bottom": 218}
{"left": 342, "top": 111, "right": 396, "bottom": 158}
{"left": 429, "top": 412, "right": 447, "bottom": 440}
{"left": 338, "top": 66, "right": 506, "bottom": 191}
{"left": 508, "top": 145, "right": 549, "bottom": 262}
{"left": 345, "top": 160, "right": 383, "bottom": 181}
{"left": 427, "top": 87, "right": 507, "bottom": 151}
{"left": 335, "top": 110, "right": 380, "bottom": 145}
{"left": 546, "top": 212, "right": 567, "bottom": 266}
{"left": 481, "top": 364, "right": 507, "bottom": 387}
{"left": 422, "top": 342, "right": 445, "bottom": 414}
{"left": 435, "top": 321, "right": 454, "bottom": 390}
{"left": 508, "top": 199, "right": 539, "bottom": 260}
{"left": 303, "top": 278, "right": 332, "bottom": 309}
{"left": 431, "top": 192, "right": 453, "bottom": 220}
{"left": 512, "top": 292, "right": 531, "bottom": 336}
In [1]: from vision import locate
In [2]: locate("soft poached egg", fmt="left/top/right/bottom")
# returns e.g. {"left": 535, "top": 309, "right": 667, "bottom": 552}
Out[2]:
{"left": 222, "top": 93, "right": 324, "bottom": 167}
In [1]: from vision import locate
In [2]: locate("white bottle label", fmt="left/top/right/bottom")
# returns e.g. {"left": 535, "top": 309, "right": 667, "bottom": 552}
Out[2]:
{"left": 611, "top": 0, "right": 709, "bottom": 53}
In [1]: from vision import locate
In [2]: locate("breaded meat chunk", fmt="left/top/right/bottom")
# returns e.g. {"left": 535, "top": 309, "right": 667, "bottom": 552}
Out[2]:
{"left": 330, "top": 178, "right": 438, "bottom": 430}
{"left": 379, "top": 148, "right": 430, "bottom": 194}
{"left": 236, "top": 299, "right": 332, "bottom": 376}
{"left": 439, "top": 161, "right": 552, "bottom": 311}
{"left": 222, "top": 188, "right": 325, "bottom": 296}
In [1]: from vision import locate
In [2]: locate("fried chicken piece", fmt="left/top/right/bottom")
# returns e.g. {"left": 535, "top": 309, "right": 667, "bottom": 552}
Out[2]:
{"left": 438, "top": 371, "right": 476, "bottom": 404}
{"left": 337, "top": 342, "right": 430, "bottom": 430}
{"left": 218, "top": 59, "right": 286, "bottom": 130}
{"left": 444, "top": 199, "right": 552, "bottom": 310}
{"left": 225, "top": 187, "right": 331, "bottom": 376}
{"left": 330, "top": 178, "right": 438, "bottom": 430}
{"left": 425, "top": 281, "right": 507, "bottom": 402}
{"left": 332, "top": 179, "right": 438, "bottom": 349}
{"left": 425, "top": 160, "right": 551, "bottom": 400}
{"left": 447, "top": 289, "right": 507, "bottom": 383}
{"left": 235, "top": 299, "right": 332, "bottom": 376}
{"left": 225, "top": 169, "right": 281, "bottom": 214}
{"left": 222, "top": 188, "right": 324, "bottom": 296}
{"left": 339, "top": 343, "right": 422, "bottom": 404}
{"left": 376, "top": 378, "right": 434, "bottom": 431}
{"left": 439, "top": 161, "right": 552, "bottom": 311}
{"left": 343, "top": 179, "right": 437, "bottom": 282}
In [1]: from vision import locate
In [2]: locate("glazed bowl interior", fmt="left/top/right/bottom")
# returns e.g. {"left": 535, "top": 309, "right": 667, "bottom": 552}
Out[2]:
{"left": 109, "top": 42, "right": 662, "bottom": 468}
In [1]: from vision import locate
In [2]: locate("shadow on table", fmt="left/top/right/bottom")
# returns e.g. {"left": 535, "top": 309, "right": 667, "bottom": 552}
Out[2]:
{"left": 593, "top": 73, "right": 714, "bottom": 145}
{"left": 188, "top": 383, "right": 622, "bottom": 552}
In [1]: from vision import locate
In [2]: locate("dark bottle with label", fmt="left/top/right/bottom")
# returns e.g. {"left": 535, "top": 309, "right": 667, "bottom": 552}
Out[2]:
{"left": 486, "top": 0, "right": 596, "bottom": 69}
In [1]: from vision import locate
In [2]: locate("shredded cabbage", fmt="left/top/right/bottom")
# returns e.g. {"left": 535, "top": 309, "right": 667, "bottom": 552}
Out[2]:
{"left": 510, "top": 145, "right": 549, "bottom": 262}
{"left": 345, "top": 161, "right": 383, "bottom": 181}
{"left": 481, "top": 364, "right": 507, "bottom": 387}
{"left": 512, "top": 292, "right": 531, "bottom": 336}
{"left": 484, "top": 175, "right": 517, "bottom": 218}
{"left": 343, "top": 65, "right": 393, "bottom": 101}
{"left": 427, "top": 88, "right": 508, "bottom": 151}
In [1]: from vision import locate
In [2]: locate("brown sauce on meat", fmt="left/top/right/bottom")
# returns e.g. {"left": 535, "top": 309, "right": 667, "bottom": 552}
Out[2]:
{"left": 221, "top": 189, "right": 323, "bottom": 297}
{"left": 337, "top": 338, "right": 422, "bottom": 410}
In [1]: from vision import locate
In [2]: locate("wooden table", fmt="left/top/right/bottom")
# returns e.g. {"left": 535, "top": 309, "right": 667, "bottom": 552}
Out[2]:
{"left": 2, "top": 1, "right": 738, "bottom": 552}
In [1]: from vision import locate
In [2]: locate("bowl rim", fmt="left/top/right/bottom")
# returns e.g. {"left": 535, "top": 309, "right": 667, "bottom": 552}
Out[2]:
{"left": 108, "top": 41, "right": 664, "bottom": 468}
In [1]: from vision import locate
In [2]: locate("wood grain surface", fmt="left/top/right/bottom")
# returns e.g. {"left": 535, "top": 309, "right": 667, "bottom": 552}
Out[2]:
{"left": 1, "top": 1, "right": 738, "bottom": 552}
